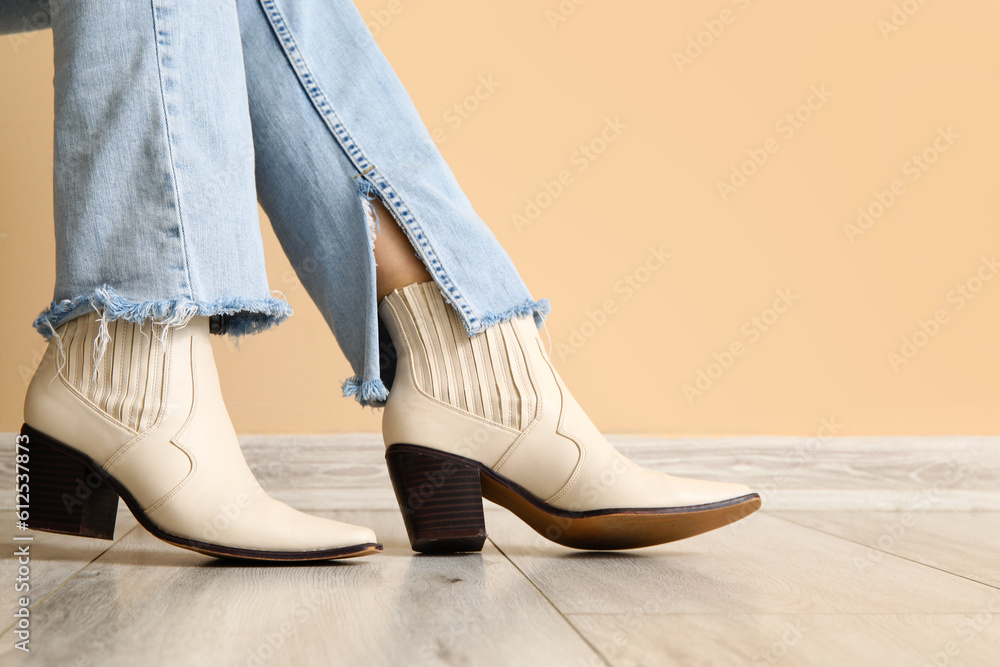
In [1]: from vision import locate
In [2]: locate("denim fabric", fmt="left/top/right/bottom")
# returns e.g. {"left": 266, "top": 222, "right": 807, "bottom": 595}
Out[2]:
{"left": 8, "top": 0, "right": 549, "bottom": 406}
{"left": 41, "top": 0, "right": 289, "bottom": 336}
{"left": 0, "top": 0, "right": 50, "bottom": 35}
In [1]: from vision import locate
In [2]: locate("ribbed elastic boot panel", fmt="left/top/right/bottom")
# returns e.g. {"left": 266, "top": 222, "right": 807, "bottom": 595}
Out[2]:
{"left": 391, "top": 282, "right": 537, "bottom": 430}
{"left": 55, "top": 313, "right": 168, "bottom": 433}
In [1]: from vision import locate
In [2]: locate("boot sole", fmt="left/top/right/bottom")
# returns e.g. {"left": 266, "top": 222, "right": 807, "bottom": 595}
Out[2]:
{"left": 18, "top": 424, "right": 383, "bottom": 562}
{"left": 386, "top": 443, "right": 761, "bottom": 553}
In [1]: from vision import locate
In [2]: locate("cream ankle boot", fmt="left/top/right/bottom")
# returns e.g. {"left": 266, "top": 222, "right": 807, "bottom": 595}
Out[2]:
{"left": 21, "top": 312, "right": 380, "bottom": 560}
{"left": 379, "top": 282, "right": 760, "bottom": 552}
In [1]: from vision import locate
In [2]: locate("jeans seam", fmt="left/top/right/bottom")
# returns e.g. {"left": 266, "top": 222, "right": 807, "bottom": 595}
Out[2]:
{"left": 149, "top": 0, "right": 195, "bottom": 300}
{"left": 255, "top": 0, "right": 479, "bottom": 328}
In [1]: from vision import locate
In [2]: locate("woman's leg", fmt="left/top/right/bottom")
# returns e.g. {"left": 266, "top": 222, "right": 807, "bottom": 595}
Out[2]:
{"left": 371, "top": 198, "right": 433, "bottom": 301}
{"left": 41, "top": 0, "right": 281, "bottom": 331}
{"left": 21, "top": 0, "right": 379, "bottom": 560}
{"left": 235, "top": 0, "right": 548, "bottom": 406}
{"left": 235, "top": 0, "right": 760, "bottom": 552}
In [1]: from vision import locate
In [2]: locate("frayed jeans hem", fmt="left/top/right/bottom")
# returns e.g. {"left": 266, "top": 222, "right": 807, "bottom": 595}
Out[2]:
{"left": 33, "top": 285, "right": 292, "bottom": 339}
{"left": 474, "top": 297, "right": 551, "bottom": 334}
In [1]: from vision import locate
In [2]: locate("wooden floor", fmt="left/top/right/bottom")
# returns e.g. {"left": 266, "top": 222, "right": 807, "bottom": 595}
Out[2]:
{"left": 1, "top": 506, "right": 998, "bottom": 666}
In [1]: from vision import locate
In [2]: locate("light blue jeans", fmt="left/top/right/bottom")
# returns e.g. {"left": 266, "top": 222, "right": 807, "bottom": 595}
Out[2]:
{"left": 2, "top": 0, "right": 548, "bottom": 406}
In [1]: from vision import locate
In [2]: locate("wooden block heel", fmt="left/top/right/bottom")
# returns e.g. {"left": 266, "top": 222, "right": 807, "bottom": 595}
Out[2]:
{"left": 19, "top": 424, "right": 119, "bottom": 540}
{"left": 385, "top": 445, "right": 487, "bottom": 553}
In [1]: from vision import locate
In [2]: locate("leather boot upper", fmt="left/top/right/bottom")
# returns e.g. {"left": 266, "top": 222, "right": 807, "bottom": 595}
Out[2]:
{"left": 380, "top": 282, "right": 754, "bottom": 513}
{"left": 25, "top": 312, "right": 376, "bottom": 552}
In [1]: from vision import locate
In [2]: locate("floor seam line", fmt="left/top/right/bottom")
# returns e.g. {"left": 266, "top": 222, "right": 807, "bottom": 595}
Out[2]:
{"left": 771, "top": 513, "right": 1000, "bottom": 591}
{"left": 488, "top": 536, "right": 613, "bottom": 667}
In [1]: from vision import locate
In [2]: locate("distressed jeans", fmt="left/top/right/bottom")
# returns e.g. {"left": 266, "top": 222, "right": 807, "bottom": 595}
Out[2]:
{"left": 1, "top": 0, "right": 548, "bottom": 405}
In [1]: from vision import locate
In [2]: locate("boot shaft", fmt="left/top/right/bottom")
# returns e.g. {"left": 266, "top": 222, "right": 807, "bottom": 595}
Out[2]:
{"left": 24, "top": 312, "right": 213, "bottom": 467}
{"left": 31, "top": 312, "right": 174, "bottom": 432}
{"left": 379, "top": 280, "right": 547, "bottom": 430}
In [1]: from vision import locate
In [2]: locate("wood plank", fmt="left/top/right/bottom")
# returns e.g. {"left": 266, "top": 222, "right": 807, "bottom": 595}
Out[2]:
{"left": 241, "top": 434, "right": 394, "bottom": 511}
{"left": 0, "top": 509, "right": 138, "bottom": 629}
{"left": 246, "top": 434, "right": 1000, "bottom": 510}
{"left": 483, "top": 511, "right": 1000, "bottom": 615}
{"left": 0, "top": 510, "right": 603, "bottom": 667}
{"left": 772, "top": 510, "right": 1000, "bottom": 588}
{"left": 569, "top": 611, "right": 1000, "bottom": 667}
{"left": 3, "top": 433, "right": 999, "bottom": 511}
{"left": 609, "top": 434, "right": 1000, "bottom": 510}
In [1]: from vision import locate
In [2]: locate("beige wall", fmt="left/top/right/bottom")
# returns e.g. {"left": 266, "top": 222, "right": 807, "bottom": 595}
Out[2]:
{"left": 2, "top": 1, "right": 998, "bottom": 435}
